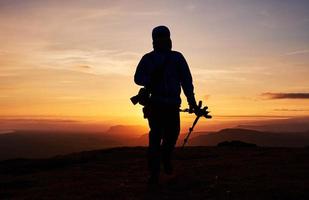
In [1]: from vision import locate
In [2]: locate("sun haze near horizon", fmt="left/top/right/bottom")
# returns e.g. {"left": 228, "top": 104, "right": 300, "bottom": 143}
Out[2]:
{"left": 0, "top": 0, "right": 309, "bottom": 132}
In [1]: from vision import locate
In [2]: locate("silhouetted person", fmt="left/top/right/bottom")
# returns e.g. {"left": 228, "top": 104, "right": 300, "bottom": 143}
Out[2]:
{"left": 134, "top": 26, "right": 197, "bottom": 184}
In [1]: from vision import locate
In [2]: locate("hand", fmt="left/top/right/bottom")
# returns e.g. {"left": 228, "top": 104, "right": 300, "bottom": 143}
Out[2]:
{"left": 189, "top": 104, "right": 195, "bottom": 114}
{"left": 189, "top": 103, "right": 199, "bottom": 115}
{"left": 190, "top": 100, "right": 204, "bottom": 116}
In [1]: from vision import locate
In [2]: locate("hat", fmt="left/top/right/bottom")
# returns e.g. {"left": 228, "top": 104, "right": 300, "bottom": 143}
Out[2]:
{"left": 152, "top": 26, "right": 170, "bottom": 41}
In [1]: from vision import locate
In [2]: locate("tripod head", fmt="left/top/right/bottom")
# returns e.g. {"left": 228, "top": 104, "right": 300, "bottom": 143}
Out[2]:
{"left": 180, "top": 100, "right": 212, "bottom": 119}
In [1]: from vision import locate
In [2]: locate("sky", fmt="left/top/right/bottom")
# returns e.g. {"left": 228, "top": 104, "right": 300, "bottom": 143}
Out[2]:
{"left": 0, "top": 0, "right": 309, "bottom": 131}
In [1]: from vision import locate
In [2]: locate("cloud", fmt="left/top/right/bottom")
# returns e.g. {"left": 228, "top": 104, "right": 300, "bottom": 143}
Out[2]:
{"left": 185, "top": 3, "right": 196, "bottom": 11}
{"left": 285, "top": 49, "right": 309, "bottom": 56}
{"left": 204, "top": 95, "right": 211, "bottom": 100}
{"left": 262, "top": 92, "right": 309, "bottom": 99}
{"left": 274, "top": 109, "right": 309, "bottom": 112}
{"left": 77, "top": 65, "right": 91, "bottom": 69}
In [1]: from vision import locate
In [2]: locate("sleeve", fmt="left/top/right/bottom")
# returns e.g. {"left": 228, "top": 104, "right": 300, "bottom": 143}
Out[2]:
{"left": 134, "top": 54, "right": 150, "bottom": 86}
{"left": 178, "top": 53, "right": 196, "bottom": 106}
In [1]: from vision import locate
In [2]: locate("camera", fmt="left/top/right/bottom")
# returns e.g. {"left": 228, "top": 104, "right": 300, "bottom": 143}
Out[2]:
{"left": 130, "top": 87, "right": 150, "bottom": 106}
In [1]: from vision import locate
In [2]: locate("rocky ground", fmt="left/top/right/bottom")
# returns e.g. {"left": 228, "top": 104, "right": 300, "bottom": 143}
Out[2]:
{"left": 0, "top": 146, "right": 309, "bottom": 199}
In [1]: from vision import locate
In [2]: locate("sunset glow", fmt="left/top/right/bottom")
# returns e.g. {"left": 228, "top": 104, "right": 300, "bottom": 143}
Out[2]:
{"left": 1, "top": 0, "right": 309, "bottom": 132}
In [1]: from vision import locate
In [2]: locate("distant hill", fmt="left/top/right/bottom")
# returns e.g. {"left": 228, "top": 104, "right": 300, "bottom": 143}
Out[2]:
{"left": 236, "top": 116, "right": 309, "bottom": 132}
{"left": 189, "top": 128, "right": 309, "bottom": 147}
{"left": 105, "top": 125, "right": 148, "bottom": 138}
{"left": 0, "top": 127, "right": 152, "bottom": 160}
{"left": 1, "top": 128, "right": 309, "bottom": 160}
{"left": 0, "top": 131, "right": 119, "bottom": 160}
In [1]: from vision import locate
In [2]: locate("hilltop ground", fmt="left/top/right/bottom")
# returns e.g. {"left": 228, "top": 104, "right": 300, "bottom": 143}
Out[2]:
{"left": 1, "top": 147, "right": 309, "bottom": 199}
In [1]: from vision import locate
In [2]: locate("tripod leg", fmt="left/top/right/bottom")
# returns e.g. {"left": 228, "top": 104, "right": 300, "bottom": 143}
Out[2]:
{"left": 182, "top": 115, "right": 200, "bottom": 148}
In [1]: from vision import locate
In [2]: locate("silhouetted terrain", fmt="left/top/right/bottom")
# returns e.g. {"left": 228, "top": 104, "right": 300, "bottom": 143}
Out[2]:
{"left": 217, "top": 140, "right": 257, "bottom": 147}
{"left": 1, "top": 128, "right": 309, "bottom": 160}
{"left": 0, "top": 147, "right": 308, "bottom": 199}
{"left": 189, "top": 128, "right": 309, "bottom": 147}
{"left": 0, "top": 131, "right": 115, "bottom": 160}
{"left": 236, "top": 116, "right": 309, "bottom": 132}
{"left": 0, "top": 130, "right": 142, "bottom": 160}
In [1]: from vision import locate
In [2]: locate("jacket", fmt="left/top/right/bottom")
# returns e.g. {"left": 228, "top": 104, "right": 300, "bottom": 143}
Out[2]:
{"left": 134, "top": 50, "right": 195, "bottom": 107}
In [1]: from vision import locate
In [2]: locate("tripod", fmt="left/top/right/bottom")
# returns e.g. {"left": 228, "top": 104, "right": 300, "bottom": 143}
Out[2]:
{"left": 180, "top": 101, "right": 212, "bottom": 148}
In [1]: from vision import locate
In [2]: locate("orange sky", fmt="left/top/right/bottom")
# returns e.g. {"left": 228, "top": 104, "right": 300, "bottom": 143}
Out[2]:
{"left": 0, "top": 0, "right": 309, "bottom": 131}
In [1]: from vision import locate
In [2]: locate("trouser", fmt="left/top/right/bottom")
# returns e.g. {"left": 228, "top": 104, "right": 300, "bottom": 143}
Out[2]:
{"left": 147, "top": 104, "right": 180, "bottom": 175}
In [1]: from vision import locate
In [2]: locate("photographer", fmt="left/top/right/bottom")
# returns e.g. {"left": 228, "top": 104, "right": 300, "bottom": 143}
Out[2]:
{"left": 134, "top": 26, "right": 197, "bottom": 184}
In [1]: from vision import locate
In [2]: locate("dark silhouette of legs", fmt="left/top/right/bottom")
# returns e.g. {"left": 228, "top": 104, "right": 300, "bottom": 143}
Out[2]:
{"left": 147, "top": 104, "right": 180, "bottom": 183}
{"left": 162, "top": 110, "right": 180, "bottom": 174}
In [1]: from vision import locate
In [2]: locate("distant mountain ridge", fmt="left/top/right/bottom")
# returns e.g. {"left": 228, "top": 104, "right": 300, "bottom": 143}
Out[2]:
{"left": 1, "top": 128, "right": 309, "bottom": 160}
{"left": 236, "top": 116, "right": 309, "bottom": 132}
{"left": 105, "top": 125, "right": 148, "bottom": 138}
{"left": 189, "top": 128, "right": 309, "bottom": 147}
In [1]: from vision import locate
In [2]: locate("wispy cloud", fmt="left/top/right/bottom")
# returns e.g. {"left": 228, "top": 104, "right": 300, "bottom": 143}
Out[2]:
{"left": 185, "top": 3, "right": 196, "bottom": 11}
{"left": 77, "top": 65, "right": 91, "bottom": 69}
{"left": 274, "top": 108, "right": 309, "bottom": 112}
{"left": 34, "top": 48, "right": 139, "bottom": 75}
{"left": 204, "top": 95, "right": 211, "bottom": 100}
{"left": 285, "top": 49, "right": 309, "bottom": 56}
{"left": 74, "top": 8, "right": 166, "bottom": 22}
{"left": 262, "top": 92, "right": 309, "bottom": 99}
